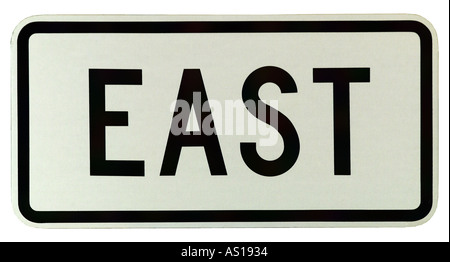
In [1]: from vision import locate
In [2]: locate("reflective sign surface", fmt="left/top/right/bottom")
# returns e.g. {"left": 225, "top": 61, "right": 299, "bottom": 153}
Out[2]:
{"left": 11, "top": 15, "right": 438, "bottom": 227}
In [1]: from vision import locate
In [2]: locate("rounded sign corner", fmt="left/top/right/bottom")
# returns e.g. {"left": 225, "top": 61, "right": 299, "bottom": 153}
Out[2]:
{"left": 405, "top": 14, "right": 439, "bottom": 46}
{"left": 12, "top": 199, "right": 45, "bottom": 229}
{"left": 11, "top": 15, "right": 45, "bottom": 45}
{"left": 410, "top": 195, "right": 439, "bottom": 227}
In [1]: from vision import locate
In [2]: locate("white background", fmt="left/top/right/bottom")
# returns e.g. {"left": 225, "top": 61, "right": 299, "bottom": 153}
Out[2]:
{"left": 28, "top": 32, "right": 421, "bottom": 212}
{"left": 1, "top": 0, "right": 448, "bottom": 242}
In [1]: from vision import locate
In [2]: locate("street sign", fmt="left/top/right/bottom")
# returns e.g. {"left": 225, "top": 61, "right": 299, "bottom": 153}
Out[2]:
{"left": 11, "top": 15, "right": 438, "bottom": 227}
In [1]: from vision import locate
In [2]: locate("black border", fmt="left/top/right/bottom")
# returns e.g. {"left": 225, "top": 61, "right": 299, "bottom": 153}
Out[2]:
{"left": 16, "top": 20, "right": 434, "bottom": 224}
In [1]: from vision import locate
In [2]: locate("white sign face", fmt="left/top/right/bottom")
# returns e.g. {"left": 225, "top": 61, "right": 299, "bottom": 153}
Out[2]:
{"left": 11, "top": 15, "right": 438, "bottom": 228}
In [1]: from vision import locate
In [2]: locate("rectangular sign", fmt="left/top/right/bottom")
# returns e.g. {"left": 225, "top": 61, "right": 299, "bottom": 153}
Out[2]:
{"left": 11, "top": 15, "right": 438, "bottom": 227}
